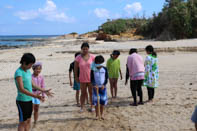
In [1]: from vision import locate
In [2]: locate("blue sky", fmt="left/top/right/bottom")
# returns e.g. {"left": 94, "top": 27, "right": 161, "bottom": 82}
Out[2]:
{"left": 0, "top": 0, "right": 165, "bottom": 35}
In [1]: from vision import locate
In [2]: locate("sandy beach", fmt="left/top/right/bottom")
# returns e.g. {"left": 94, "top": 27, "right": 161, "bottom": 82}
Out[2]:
{"left": 0, "top": 38, "right": 197, "bottom": 131}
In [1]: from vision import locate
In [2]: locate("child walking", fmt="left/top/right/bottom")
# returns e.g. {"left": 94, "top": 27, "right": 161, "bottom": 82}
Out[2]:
{"left": 69, "top": 52, "right": 83, "bottom": 107}
{"left": 15, "top": 53, "right": 53, "bottom": 131}
{"left": 144, "top": 45, "right": 159, "bottom": 102}
{"left": 106, "top": 50, "right": 122, "bottom": 99}
{"left": 91, "top": 55, "right": 108, "bottom": 120}
{"left": 125, "top": 48, "right": 145, "bottom": 106}
{"left": 32, "top": 62, "right": 45, "bottom": 125}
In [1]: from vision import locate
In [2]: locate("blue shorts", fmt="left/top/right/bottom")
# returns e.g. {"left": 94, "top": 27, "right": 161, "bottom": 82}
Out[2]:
{"left": 32, "top": 97, "right": 40, "bottom": 105}
{"left": 73, "top": 80, "right": 80, "bottom": 90}
{"left": 191, "top": 105, "right": 197, "bottom": 123}
{"left": 92, "top": 87, "right": 108, "bottom": 106}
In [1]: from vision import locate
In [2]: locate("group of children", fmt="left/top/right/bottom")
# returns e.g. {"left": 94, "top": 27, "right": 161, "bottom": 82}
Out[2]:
{"left": 14, "top": 43, "right": 197, "bottom": 130}
{"left": 68, "top": 44, "right": 159, "bottom": 120}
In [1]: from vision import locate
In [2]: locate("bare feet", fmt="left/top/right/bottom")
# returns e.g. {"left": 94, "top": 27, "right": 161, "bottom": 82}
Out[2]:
{"left": 33, "top": 122, "right": 37, "bottom": 128}
{"left": 101, "top": 116, "right": 105, "bottom": 120}
{"left": 95, "top": 116, "right": 99, "bottom": 120}
{"left": 148, "top": 99, "right": 154, "bottom": 102}
{"left": 77, "top": 103, "right": 80, "bottom": 107}
{"left": 79, "top": 108, "right": 84, "bottom": 113}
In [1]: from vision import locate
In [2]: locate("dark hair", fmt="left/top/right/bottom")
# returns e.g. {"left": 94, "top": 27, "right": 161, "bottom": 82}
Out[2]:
{"left": 95, "top": 55, "right": 105, "bottom": 64}
{"left": 111, "top": 50, "right": 120, "bottom": 57}
{"left": 129, "top": 48, "right": 137, "bottom": 55}
{"left": 145, "top": 45, "right": 157, "bottom": 57}
{"left": 75, "top": 52, "right": 81, "bottom": 58}
{"left": 20, "top": 53, "right": 36, "bottom": 65}
{"left": 81, "top": 42, "right": 89, "bottom": 49}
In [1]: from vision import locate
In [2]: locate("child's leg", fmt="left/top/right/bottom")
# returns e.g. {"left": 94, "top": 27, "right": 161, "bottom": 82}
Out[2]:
{"left": 33, "top": 104, "right": 39, "bottom": 124}
{"left": 152, "top": 88, "right": 155, "bottom": 99}
{"left": 147, "top": 87, "right": 151, "bottom": 100}
{"left": 130, "top": 80, "right": 137, "bottom": 105}
{"left": 25, "top": 118, "right": 31, "bottom": 131}
{"left": 109, "top": 78, "right": 114, "bottom": 98}
{"left": 76, "top": 90, "right": 80, "bottom": 106}
{"left": 113, "top": 78, "right": 118, "bottom": 98}
{"left": 18, "top": 121, "right": 26, "bottom": 131}
{"left": 147, "top": 87, "right": 154, "bottom": 101}
{"left": 80, "top": 83, "right": 88, "bottom": 110}
{"left": 16, "top": 101, "right": 32, "bottom": 131}
{"left": 95, "top": 105, "right": 98, "bottom": 117}
{"left": 87, "top": 83, "right": 93, "bottom": 108}
{"left": 85, "top": 93, "right": 89, "bottom": 104}
{"left": 100, "top": 105, "right": 104, "bottom": 119}
{"left": 137, "top": 80, "right": 143, "bottom": 103}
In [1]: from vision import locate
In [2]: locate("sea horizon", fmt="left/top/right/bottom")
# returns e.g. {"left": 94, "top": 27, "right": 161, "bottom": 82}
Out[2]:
{"left": 0, "top": 35, "right": 60, "bottom": 46}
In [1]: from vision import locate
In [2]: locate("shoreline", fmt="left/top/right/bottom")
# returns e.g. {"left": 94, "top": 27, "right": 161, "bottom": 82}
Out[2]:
{"left": 1, "top": 37, "right": 197, "bottom": 51}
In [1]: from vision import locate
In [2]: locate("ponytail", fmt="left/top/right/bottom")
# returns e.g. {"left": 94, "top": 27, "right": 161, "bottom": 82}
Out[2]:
{"left": 145, "top": 45, "right": 157, "bottom": 57}
{"left": 152, "top": 51, "right": 157, "bottom": 57}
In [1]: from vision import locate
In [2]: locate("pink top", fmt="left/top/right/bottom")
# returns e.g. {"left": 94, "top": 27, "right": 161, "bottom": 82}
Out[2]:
{"left": 32, "top": 74, "right": 45, "bottom": 96}
{"left": 127, "top": 53, "right": 145, "bottom": 80}
{"left": 75, "top": 54, "right": 95, "bottom": 83}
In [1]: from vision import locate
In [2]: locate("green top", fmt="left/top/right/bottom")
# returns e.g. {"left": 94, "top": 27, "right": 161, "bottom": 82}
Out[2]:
{"left": 14, "top": 67, "right": 32, "bottom": 101}
{"left": 106, "top": 58, "right": 120, "bottom": 78}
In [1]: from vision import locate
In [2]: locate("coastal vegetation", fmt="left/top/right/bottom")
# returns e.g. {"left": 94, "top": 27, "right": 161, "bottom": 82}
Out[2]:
{"left": 98, "top": 0, "right": 197, "bottom": 41}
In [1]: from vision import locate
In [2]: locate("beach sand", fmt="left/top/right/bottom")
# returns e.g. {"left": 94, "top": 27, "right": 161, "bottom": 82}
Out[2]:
{"left": 0, "top": 38, "right": 197, "bottom": 131}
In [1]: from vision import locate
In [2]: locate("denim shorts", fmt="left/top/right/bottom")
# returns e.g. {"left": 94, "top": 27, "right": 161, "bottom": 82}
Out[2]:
{"left": 73, "top": 80, "right": 80, "bottom": 90}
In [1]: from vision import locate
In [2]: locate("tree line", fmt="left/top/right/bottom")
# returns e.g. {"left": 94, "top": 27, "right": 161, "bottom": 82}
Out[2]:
{"left": 98, "top": 0, "right": 197, "bottom": 41}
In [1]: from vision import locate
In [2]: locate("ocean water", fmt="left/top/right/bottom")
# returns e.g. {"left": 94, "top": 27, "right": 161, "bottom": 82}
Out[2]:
{"left": 0, "top": 35, "right": 59, "bottom": 46}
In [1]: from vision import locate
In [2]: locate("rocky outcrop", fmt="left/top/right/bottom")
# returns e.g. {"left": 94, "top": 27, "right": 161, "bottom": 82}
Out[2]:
{"left": 96, "top": 29, "right": 144, "bottom": 41}
{"left": 59, "top": 33, "right": 79, "bottom": 39}
{"left": 78, "top": 32, "right": 98, "bottom": 39}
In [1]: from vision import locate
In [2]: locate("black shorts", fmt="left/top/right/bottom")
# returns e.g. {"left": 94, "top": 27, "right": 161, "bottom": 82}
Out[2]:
{"left": 16, "top": 100, "right": 33, "bottom": 122}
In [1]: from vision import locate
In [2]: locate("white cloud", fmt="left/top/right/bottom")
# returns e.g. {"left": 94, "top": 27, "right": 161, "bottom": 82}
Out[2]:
{"left": 124, "top": 2, "right": 142, "bottom": 15}
{"left": 38, "top": 0, "right": 56, "bottom": 14}
{"left": 5, "top": 5, "right": 13, "bottom": 9}
{"left": 16, "top": 11, "right": 38, "bottom": 20}
{"left": 15, "top": 0, "right": 75, "bottom": 23}
{"left": 94, "top": 8, "right": 109, "bottom": 19}
{"left": 81, "top": 0, "right": 103, "bottom": 6}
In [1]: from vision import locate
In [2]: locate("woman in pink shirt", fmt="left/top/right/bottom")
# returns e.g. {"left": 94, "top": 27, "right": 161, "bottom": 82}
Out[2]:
{"left": 74, "top": 42, "right": 95, "bottom": 112}
{"left": 125, "top": 48, "right": 145, "bottom": 106}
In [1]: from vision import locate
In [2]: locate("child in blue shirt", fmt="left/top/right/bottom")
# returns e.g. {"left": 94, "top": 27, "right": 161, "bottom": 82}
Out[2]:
{"left": 91, "top": 55, "right": 108, "bottom": 120}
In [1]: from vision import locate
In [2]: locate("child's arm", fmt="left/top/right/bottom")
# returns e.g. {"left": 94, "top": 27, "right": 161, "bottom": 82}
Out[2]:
{"left": 103, "top": 67, "right": 108, "bottom": 85}
{"left": 119, "top": 59, "right": 122, "bottom": 80}
{"left": 74, "top": 61, "right": 79, "bottom": 83}
{"left": 106, "top": 59, "right": 110, "bottom": 70}
{"left": 102, "top": 67, "right": 108, "bottom": 90}
{"left": 41, "top": 77, "right": 46, "bottom": 97}
{"left": 119, "top": 68, "right": 123, "bottom": 80}
{"left": 91, "top": 70, "right": 96, "bottom": 87}
{"left": 16, "top": 76, "right": 44, "bottom": 101}
{"left": 69, "top": 71, "right": 73, "bottom": 87}
{"left": 32, "top": 80, "right": 53, "bottom": 97}
{"left": 125, "top": 65, "right": 129, "bottom": 85}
